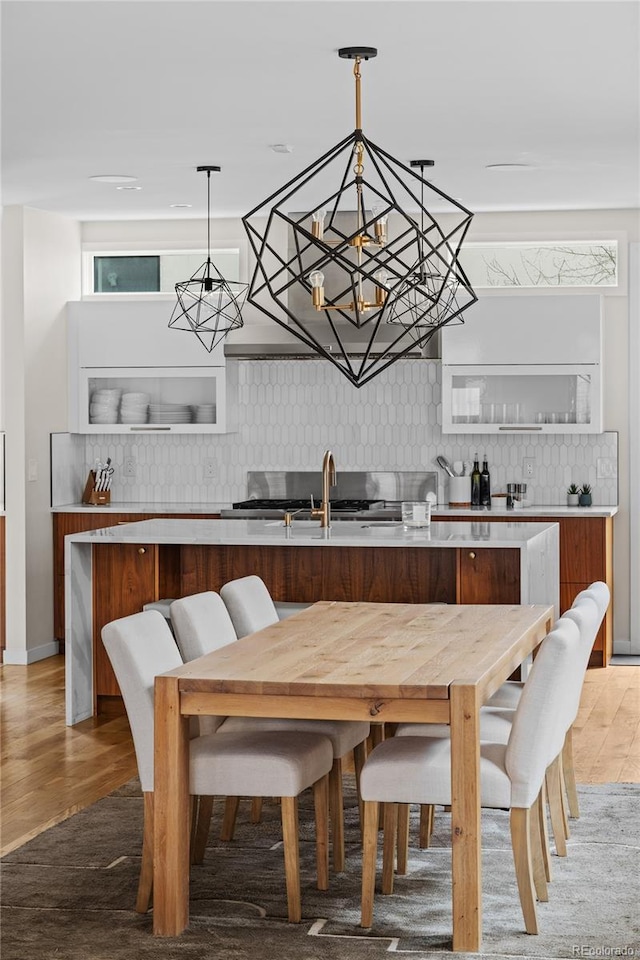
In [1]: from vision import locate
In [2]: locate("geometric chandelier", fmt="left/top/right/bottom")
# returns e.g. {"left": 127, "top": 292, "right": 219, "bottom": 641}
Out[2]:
{"left": 169, "top": 166, "right": 247, "bottom": 353}
{"left": 242, "top": 47, "right": 477, "bottom": 387}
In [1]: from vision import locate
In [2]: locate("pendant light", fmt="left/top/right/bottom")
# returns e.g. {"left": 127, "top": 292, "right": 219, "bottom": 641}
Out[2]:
{"left": 169, "top": 166, "right": 247, "bottom": 353}
{"left": 384, "top": 160, "right": 468, "bottom": 343}
{"left": 242, "top": 47, "right": 477, "bottom": 387}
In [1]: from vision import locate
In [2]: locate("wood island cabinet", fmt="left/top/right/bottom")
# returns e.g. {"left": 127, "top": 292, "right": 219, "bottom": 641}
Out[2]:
{"left": 433, "top": 512, "right": 613, "bottom": 666}
{"left": 52, "top": 512, "right": 219, "bottom": 642}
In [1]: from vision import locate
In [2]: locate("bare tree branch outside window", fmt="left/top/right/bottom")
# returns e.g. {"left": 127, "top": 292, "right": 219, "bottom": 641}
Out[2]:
{"left": 461, "top": 242, "right": 618, "bottom": 288}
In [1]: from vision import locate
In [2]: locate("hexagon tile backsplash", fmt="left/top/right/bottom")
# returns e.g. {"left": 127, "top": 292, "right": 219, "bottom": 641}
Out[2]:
{"left": 53, "top": 359, "right": 618, "bottom": 506}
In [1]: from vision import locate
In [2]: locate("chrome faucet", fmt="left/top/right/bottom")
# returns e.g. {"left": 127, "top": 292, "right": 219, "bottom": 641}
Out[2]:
{"left": 310, "top": 450, "right": 336, "bottom": 528}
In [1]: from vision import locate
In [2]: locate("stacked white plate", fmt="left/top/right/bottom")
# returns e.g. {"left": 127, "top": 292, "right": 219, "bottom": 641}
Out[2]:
{"left": 193, "top": 404, "right": 216, "bottom": 424}
{"left": 120, "top": 391, "right": 149, "bottom": 424}
{"left": 89, "top": 388, "right": 121, "bottom": 424}
{"left": 149, "top": 403, "right": 192, "bottom": 424}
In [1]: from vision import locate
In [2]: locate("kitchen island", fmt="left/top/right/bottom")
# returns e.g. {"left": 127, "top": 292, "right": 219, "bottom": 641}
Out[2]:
{"left": 65, "top": 517, "right": 559, "bottom": 724}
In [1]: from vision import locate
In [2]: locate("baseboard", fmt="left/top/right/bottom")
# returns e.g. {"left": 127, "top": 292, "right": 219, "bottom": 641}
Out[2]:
{"left": 2, "top": 641, "right": 60, "bottom": 665}
{"left": 614, "top": 639, "right": 633, "bottom": 655}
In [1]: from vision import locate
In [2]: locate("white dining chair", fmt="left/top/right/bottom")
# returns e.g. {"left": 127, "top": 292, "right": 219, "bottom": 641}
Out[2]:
{"left": 102, "top": 609, "right": 333, "bottom": 922}
{"left": 393, "top": 594, "right": 602, "bottom": 860}
{"left": 359, "top": 617, "right": 582, "bottom": 934}
{"left": 219, "top": 574, "right": 371, "bottom": 871}
{"left": 485, "top": 582, "right": 610, "bottom": 711}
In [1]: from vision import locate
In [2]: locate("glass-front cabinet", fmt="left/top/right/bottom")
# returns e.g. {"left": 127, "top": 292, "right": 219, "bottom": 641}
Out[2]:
{"left": 67, "top": 300, "right": 237, "bottom": 434}
{"left": 441, "top": 364, "right": 602, "bottom": 434}
{"left": 74, "top": 366, "right": 233, "bottom": 434}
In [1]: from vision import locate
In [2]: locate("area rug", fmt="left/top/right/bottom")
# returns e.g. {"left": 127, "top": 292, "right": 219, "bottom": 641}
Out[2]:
{"left": 2, "top": 780, "right": 638, "bottom": 960}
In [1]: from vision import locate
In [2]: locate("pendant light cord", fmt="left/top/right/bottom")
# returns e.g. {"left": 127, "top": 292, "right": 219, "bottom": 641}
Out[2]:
{"left": 206, "top": 169, "right": 211, "bottom": 278}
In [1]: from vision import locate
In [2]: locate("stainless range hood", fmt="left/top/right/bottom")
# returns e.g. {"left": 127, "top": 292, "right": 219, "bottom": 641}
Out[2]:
{"left": 223, "top": 323, "right": 440, "bottom": 359}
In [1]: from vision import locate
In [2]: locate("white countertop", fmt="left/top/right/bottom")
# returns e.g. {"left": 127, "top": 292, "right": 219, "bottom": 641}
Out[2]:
{"left": 65, "top": 517, "right": 558, "bottom": 549}
{"left": 52, "top": 501, "right": 618, "bottom": 519}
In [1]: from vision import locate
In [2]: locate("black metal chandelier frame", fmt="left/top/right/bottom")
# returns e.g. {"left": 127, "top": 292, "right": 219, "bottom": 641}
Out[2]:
{"left": 242, "top": 46, "right": 477, "bottom": 387}
{"left": 169, "top": 165, "right": 247, "bottom": 353}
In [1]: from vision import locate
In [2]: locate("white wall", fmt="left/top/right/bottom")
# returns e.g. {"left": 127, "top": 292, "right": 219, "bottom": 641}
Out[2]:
{"left": 1, "top": 206, "right": 81, "bottom": 663}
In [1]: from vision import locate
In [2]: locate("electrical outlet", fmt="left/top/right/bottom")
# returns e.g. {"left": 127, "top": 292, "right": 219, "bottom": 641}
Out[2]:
{"left": 123, "top": 457, "right": 137, "bottom": 478}
{"left": 204, "top": 459, "right": 217, "bottom": 480}
{"left": 523, "top": 457, "right": 536, "bottom": 479}
{"left": 596, "top": 457, "right": 617, "bottom": 480}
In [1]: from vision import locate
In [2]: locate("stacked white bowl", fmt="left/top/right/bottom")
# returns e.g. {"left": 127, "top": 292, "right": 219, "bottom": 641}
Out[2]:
{"left": 89, "top": 388, "right": 121, "bottom": 424}
{"left": 193, "top": 403, "right": 216, "bottom": 424}
{"left": 120, "top": 392, "right": 149, "bottom": 424}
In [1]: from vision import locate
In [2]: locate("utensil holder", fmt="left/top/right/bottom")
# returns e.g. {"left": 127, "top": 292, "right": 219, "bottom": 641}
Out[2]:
{"left": 448, "top": 476, "right": 471, "bottom": 507}
{"left": 81, "top": 471, "right": 111, "bottom": 506}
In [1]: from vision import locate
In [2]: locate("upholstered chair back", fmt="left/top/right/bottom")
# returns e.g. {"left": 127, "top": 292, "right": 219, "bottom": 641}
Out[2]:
{"left": 574, "top": 581, "right": 610, "bottom": 621}
{"left": 170, "top": 592, "right": 238, "bottom": 661}
{"left": 505, "top": 617, "right": 581, "bottom": 809}
{"left": 102, "top": 610, "right": 181, "bottom": 793}
{"left": 220, "top": 575, "right": 279, "bottom": 638}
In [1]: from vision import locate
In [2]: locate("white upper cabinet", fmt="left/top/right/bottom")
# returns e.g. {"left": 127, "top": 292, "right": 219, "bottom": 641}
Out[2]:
{"left": 67, "top": 301, "right": 236, "bottom": 434}
{"left": 441, "top": 294, "right": 603, "bottom": 434}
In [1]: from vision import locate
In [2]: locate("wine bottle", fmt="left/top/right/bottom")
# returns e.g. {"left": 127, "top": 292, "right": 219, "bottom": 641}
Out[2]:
{"left": 471, "top": 454, "right": 481, "bottom": 506}
{"left": 480, "top": 456, "right": 491, "bottom": 507}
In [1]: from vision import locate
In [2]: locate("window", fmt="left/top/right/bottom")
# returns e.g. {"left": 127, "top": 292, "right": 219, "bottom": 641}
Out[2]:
{"left": 461, "top": 240, "right": 618, "bottom": 289}
{"left": 83, "top": 249, "right": 242, "bottom": 296}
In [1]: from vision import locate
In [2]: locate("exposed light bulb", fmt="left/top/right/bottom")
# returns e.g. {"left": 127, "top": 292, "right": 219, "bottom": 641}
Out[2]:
{"left": 371, "top": 204, "right": 388, "bottom": 243}
{"left": 311, "top": 208, "right": 327, "bottom": 239}
{"left": 309, "top": 270, "right": 325, "bottom": 309}
{"left": 374, "top": 268, "right": 389, "bottom": 306}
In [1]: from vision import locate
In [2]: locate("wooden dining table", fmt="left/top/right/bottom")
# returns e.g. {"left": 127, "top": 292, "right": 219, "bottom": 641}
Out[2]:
{"left": 153, "top": 600, "right": 554, "bottom": 951}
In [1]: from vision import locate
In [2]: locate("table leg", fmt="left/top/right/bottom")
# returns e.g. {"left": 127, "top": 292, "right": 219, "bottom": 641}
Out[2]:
{"left": 153, "top": 675, "right": 190, "bottom": 936}
{"left": 450, "top": 680, "right": 482, "bottom": 952}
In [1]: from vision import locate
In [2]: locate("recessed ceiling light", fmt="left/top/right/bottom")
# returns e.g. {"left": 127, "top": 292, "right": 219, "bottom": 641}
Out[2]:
{"left": 116, "top": 185, "right": 142, "bottom": 191}
{"left": 89, "top": 174, "right": 138, "bottom": 183}
{"left": 270, "top": 144, "right": 294, "bottom": 154}
{"left": 170, "top": 203, "right": 192, "bottom": 209}
{"left": 485, "top": 163, "right": 534, "bottom": 171}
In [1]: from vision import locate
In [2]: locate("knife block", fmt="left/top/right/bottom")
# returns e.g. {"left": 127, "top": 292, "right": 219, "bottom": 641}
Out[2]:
{"left": 81, "top": 471, "right": 111, "bottom": 506}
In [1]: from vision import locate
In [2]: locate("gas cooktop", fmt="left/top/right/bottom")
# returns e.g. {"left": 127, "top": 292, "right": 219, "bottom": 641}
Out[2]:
{"left": 230, "top": 498, "right": 385, "bottom": 512}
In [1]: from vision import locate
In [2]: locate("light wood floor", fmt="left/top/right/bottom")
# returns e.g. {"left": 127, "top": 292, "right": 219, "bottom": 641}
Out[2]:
{"left": 1, "top": 654, "right": 639, "bottom": 856}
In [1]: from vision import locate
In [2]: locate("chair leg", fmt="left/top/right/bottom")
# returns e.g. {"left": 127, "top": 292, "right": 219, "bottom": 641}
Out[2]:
{"left": 250, "top": 797, "right": 263, "bottom": 823}
{"left": 192, "top": 795, "right": 215, "bottom": 864}
{"left": 313, "top": 774, "right": 330, "bottom": 891}
{"left": 558, "top": 758, "right": 571, "bottom": 839}
{"left": 353, "top": 739, "right": 367, "bottom": 835}
{"left": 539, "top": 779, "right": 553, "bottom": 882}
{"left": 563, "top": 726, "right": 580, "bottom": 819}
{"left": 136, "top": 792, "right": 155, "bottom": 914}
{"left": 220, "top": 796, "right": 240, "bottom": 841}
{"left": 361, "top": 800, "right": 379, "bottom": 928}
{"left": 419, "top": 804, "right": 435, "bottom": 848}
{"left": 329, "top": 757, "right": 345, "bottom": 872}
{"left": 529, "top": 792, "right": 549, "bottom": 902}
{"left": 396, "top": 804, "right": 410, "bottom": 875}
{"left": 369, "top": 726, "right": 386, "bottom": 830}
{"left": 510, "top": 807, "right": 539, "bottom": 935}
{"left": 381, "top": 802, "right": 397, "bottom": 894}
{"left": 280, "top": 796, "right": 301, "bottom": 923}
{"left": 546, "top": 756, "right": 568, "bottom": 856}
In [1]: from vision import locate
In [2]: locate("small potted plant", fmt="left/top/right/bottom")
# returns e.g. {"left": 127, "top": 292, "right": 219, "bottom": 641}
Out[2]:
{"left": 579, "top": 483, "right": 592, "bottom": 507}
{"left": 567, "top": 483, "right": 580, "bottom": 507}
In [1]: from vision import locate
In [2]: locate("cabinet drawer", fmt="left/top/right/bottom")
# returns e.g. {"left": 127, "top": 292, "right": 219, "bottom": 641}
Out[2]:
{"left": 457, "top": 548, "right": 520, "bottom": 604}
{"left": 559, "top": 518, "right": 605, "bottom": 583}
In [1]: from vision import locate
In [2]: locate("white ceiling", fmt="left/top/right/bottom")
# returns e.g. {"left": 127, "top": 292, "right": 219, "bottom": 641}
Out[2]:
{"left": 2, "top": 0, "right": 639, "bottom": 222}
